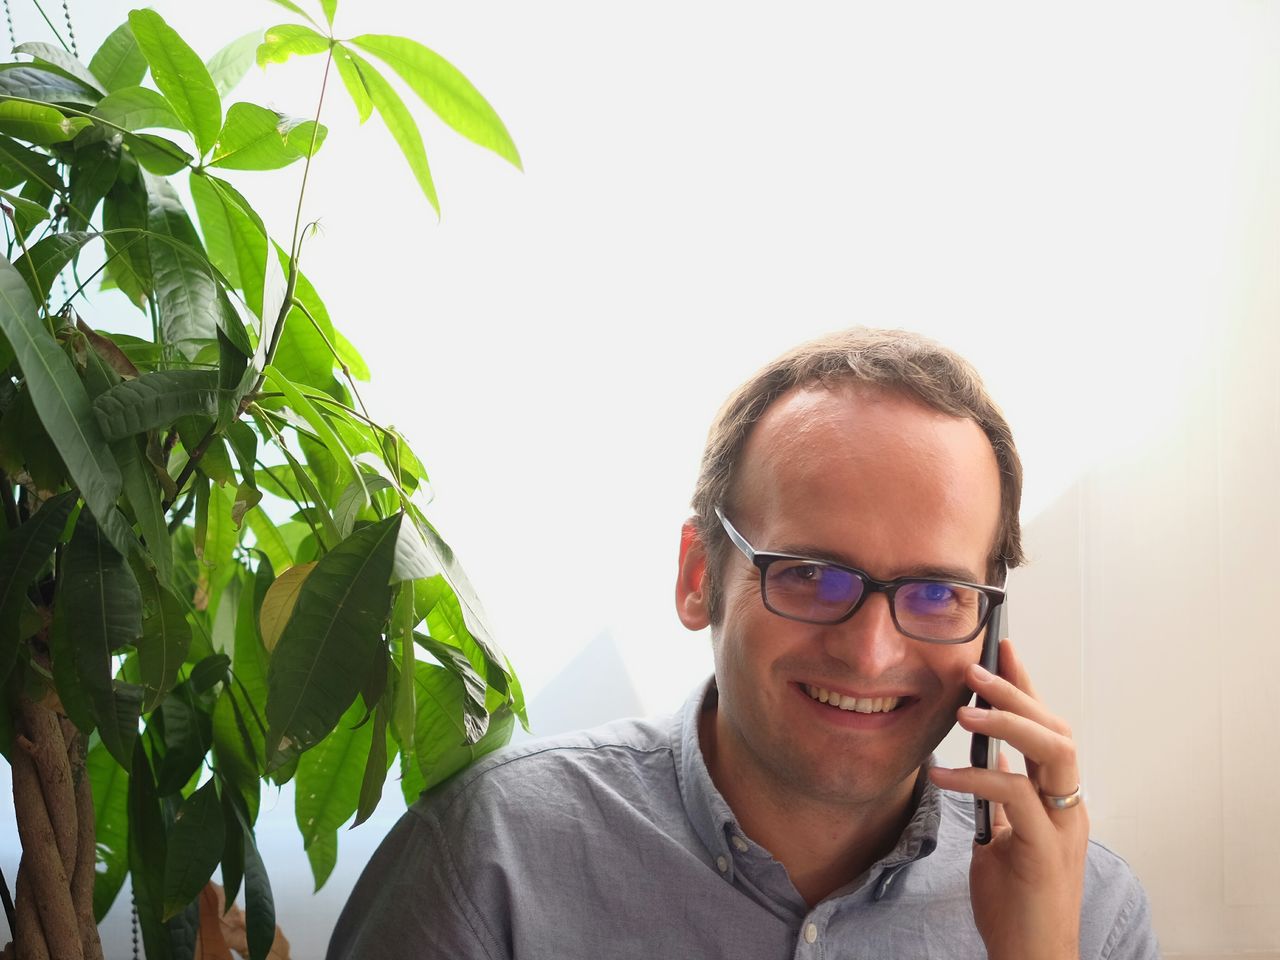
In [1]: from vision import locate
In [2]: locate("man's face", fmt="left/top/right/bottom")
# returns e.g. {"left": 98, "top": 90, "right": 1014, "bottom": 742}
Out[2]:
{"left": 684, "top": 384, "right": 1002, "bottom": 811}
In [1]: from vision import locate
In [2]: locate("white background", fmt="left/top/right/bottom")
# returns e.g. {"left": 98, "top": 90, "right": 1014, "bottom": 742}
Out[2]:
{"left": 0, "top": 1, "right": 1277, "bottom": 956}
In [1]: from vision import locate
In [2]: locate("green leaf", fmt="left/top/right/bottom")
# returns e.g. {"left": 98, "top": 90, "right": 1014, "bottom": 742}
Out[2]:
{"left": 102, "top": 177, "right": 151, "bottom": 308}
{"left": 128, "top": 9, "right": 222, "bottom": 156}
{"left": 0, "top": 134, "right": 65, "bottom": 191}
{"left": 62, "top": 508, "right": 143, "bottom": 765}
{"left": 303, "top": 830, "right": 337, "bottom": 892}
{"left": 390, "top": 585, "right": 415, "bottom": 750}
{"left": 411, "top": 662, "right": 514, "bottom": 792}
{"left": 281, "top": 118, "right": 327, "bottom": 158}
{"left": 415, "top": 631, "right": 487, "bottom": 743}
{"left": 0, "top": 64, "right": 98, "bottom": 107}
{"left": 118, "top": 436, "right": 171, "bottom": 587}
{"left": 89, "top": 21, "right": 148, "bottom": 92}
{"left": 219, "top": 784, "right": 245, "bottom": 904}
{"left": 88, "top": 739, "right": 129, "bottom": 920}
{"left": 210, "top": 102, "right": 311, "bottom": 171}
{"left": 332, "top": 327, "right": 370, "bottom": 380}
{"left": 333, "top": 472, "right": 389, "bottom": 538}
{"left": 0, "top": 491, "right": 75, "bottom": 678}
{"left": 161, "top": 779, "right": 224, "bottom": 920}
{"left": 93, "top": 370, "right": 222, "bottom": 440}
{"left": 0, "top": 257, "right": 133, "bottom": 552}
{"left": 14, "top": 41, "right": 106, "bottom": 94}
{"left": 294, "top": 695, "right": 371, "bottom": 888}
{"left": 188, "top": 173, "right": 240, "bottom": 289}
{"left": 244, "top": 508, "right": 293, "bottom": 573}
{"left": 320, "top": 0, "right": 338, "bottom": 27}
{"left": 352, "top": 700, "right": 390, "bottom": 828}
{"left": 345, "top": 49, "right": 438, "bottom": 215}
{"left": 256, "top": 24, "right": 330, "bottom": 68}
{"left": 66, "top": 139, "right": 121, "bottom": 232}
{"left": 154, "top": 688, "right": 213, "bottom": 795}
{"left": 262, "top": 365, "right": 360, "bottom": 489}
{"left": 125, "top": 133, "right": 192, "bottom": 176}
{"left": 0, "top": 101, "right": 89, "bottom": 144}
{"left": 92, "top": 86, "right": 185, "bottom": 132}
{"left": 11, "top": 230, "right": 96, "bottom": 306}
{"left": 332, "top": 45, "right": 370, "bottom": 123}
{"left": 264, "top": 515, "right": 398, "bottom": 766}
{"left": 136, "top": 570, "right": 192, "bottom": 711}
{"left": 224, "top": 790, "right": 276, "bottom": 960}
{"left": 351, "top": 34, "right": 521, "bottom": 169}
{"left": 206, "top": 31, "right": 262, "bottom": 99}
{"left": 390, "top": 512, "right": 437, "bottom": 583}
{"left": 409, "top": 510, "right": 506, "bottom": 679}
{"left": 144, "top": 173, "right": 219, "bottom": 356}
{"left": 128, "top": 740, "right": 172, "bottom": 960}
{"left": 0, "top": 188, "right": 50, "bottom": 226}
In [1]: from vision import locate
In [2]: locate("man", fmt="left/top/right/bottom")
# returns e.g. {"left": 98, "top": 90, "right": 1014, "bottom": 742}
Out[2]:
{"left": 328, "top": 329, "right": 1158, "bottom": 959}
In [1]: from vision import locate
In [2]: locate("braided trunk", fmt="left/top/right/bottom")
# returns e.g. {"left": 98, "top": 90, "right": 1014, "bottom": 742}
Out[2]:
{"left": 5, "top": 697, "right": 104, "bottom": 960}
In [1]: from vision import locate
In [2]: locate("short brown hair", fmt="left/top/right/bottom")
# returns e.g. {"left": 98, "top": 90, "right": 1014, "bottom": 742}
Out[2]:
{"left": 690, "top": 328, "right": 1025, "bottom": 622}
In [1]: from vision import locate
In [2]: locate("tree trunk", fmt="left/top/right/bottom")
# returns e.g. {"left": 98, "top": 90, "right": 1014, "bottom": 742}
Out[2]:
{"left": 5, "top": 698, "right": 104, "bottom": 960}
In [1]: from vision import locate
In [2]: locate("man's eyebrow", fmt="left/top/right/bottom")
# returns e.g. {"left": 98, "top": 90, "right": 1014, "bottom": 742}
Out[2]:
{"left": 770, "top": 542, "right": 984, "bottom": 584}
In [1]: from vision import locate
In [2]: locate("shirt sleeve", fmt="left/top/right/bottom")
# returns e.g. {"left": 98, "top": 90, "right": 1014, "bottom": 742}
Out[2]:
{"left": 325, "top": 805, "right": 507, "bottom": 960}
{"left": 1095, "top": 870, "right": 1162, "bottom": 960}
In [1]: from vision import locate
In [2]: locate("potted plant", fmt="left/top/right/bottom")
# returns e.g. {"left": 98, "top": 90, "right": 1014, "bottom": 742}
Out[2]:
{"left": 0, "top": 2, "right": 525, "bottom": 956}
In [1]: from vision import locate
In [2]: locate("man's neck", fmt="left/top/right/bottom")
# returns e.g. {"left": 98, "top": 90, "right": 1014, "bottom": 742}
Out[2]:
{"left": 699, "top": 703, "right": 923, "bottom": 907}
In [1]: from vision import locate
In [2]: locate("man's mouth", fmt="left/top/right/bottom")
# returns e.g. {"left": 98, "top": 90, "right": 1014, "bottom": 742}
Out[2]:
{"left": 802, "top": 683, "right": 907, "bottom": 714}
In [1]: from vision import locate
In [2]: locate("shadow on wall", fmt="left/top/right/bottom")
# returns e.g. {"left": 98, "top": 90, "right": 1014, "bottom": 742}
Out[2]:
{"left": 514, "top": 630, "right": 646, "bottom": 742}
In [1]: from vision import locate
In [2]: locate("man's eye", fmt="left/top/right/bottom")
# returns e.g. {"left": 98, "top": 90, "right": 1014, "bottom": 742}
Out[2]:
{"left": 921, "top": 583, "right": 955, "bottom": 604}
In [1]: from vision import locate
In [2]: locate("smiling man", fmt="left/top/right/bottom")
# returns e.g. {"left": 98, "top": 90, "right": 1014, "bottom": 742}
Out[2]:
{"left": 328, "top": 329, "right": 1159, "bottom": 960}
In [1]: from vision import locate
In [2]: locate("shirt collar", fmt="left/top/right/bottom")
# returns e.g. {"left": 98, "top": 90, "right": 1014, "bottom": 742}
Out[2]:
{"left": 672, "top": 677, "right": 942, "bottom": 900}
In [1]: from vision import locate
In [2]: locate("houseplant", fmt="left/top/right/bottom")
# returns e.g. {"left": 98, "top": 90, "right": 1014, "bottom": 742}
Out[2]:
{"left": 0, "top": 1, "right": 525, "bottom": 956}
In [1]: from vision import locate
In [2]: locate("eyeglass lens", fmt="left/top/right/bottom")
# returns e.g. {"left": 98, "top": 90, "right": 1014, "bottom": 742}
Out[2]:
{"left": 763, "top": 560, "right": 987, "bottom": 641}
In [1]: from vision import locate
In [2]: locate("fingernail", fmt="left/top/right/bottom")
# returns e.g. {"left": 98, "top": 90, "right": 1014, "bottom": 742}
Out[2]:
{"left": 971, "top": 664, "right": 994, "bottom": 681}
{"left": 958, "top": 706, "right": 984, "bottom": 721}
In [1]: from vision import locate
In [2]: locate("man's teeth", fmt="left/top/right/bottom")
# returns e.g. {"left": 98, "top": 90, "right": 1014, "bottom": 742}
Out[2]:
{"left": 805, "top": 685, "right": 902, "bottom": 714}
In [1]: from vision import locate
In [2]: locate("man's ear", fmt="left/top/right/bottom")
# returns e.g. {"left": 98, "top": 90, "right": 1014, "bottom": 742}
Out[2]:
{"left": 676, "top": 519, "right": 711, "bottom": 630}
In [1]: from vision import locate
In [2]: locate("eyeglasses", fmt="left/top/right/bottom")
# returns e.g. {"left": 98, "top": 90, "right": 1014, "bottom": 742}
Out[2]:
{"left": 714, "top": 506, "right": 1005, "bottom": 644}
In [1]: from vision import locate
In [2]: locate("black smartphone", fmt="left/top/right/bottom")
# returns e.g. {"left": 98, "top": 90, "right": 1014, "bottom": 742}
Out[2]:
{"left": 969, "top": 600, "right": 1004, "bottom": 845}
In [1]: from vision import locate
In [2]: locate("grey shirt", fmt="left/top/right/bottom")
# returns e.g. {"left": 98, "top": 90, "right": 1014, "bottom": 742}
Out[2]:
{"left": 328, "top": 682, "right": 1159, "bottom": 959}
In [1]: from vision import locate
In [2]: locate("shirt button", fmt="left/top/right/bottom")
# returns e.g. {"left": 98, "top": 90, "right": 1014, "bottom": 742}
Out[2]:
{"left": 804, "top": 923, "right": 818, "bottom": 944}
{"left": 716, "top": 855, "right": 728, "bottom": 873}
{"left": 731, "top": 835, "right": 749, "bottom": 852}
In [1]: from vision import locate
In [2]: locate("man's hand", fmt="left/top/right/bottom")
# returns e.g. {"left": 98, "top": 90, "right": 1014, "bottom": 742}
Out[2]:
{"left": 928, "top": 638, "right": 1088, "bottom": 960}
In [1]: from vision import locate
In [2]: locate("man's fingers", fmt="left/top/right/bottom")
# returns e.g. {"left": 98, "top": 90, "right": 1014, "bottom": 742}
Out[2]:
{"left": 929, "top": 766, "right": 1075, "bottom": 845}
{"left": 998, "top": 638, "right": 1041, "bottom": 701}
{"left": 956, "top": 706, "right": 1079, "bottom": 797}
{"left": 968, "top": 660, "right": 1069, "bottom": 739}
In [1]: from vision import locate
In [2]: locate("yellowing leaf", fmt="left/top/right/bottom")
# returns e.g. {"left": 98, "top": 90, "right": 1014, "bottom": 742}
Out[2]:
{"left": 259, "top": 561, "right": 316, "bottom": 652}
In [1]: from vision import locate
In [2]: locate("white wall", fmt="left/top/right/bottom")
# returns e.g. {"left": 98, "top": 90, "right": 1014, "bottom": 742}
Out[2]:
{"left": 0, "top": 1, "right": 1276, "bottom": 956}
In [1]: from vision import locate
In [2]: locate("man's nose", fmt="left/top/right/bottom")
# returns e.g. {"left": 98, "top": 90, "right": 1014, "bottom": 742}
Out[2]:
{"left": 821, "top": 592, "right": 910, "bottom": 676}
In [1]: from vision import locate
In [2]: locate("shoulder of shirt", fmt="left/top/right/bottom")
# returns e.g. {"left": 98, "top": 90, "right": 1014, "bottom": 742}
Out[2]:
{"left": 409, "top": 713, "right": 678, "bottom": 822}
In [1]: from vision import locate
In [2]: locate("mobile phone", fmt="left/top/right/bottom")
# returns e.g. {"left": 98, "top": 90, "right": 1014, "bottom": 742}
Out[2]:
{"left": 969, "top": 600, "right": 1004, "bottom": 845}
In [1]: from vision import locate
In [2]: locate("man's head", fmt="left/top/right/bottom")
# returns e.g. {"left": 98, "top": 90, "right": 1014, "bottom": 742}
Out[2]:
{"left": 690, "top": 328, "right": 1024, "bottom": 624}
{"left": 675, "top": 328, "right": 1024, "bottom": 812}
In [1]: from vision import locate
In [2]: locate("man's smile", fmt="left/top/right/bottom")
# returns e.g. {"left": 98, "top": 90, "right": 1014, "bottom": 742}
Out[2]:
{"left": 793, "top": 682, "right": 920, "bottom": 728}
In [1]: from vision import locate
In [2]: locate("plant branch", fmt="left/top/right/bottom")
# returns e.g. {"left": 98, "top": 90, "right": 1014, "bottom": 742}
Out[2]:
{"left": 28, "top": 0, "right": 72, "bottom": 53}
{"left": 166, "top": 487, "right": 196, "bottom": 532}
{"left": 254, "top": 44, "right": 335, "bottom": 391}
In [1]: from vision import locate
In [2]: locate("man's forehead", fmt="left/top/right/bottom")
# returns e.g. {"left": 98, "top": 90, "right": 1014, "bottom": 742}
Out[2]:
{"left": 729, "top": 382, "right": 1001, "bottom": 550}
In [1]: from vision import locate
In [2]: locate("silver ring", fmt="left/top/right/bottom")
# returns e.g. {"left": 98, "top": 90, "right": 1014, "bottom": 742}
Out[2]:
{"left": 1040, "top": 784, "right": 1083, "bottom": 810}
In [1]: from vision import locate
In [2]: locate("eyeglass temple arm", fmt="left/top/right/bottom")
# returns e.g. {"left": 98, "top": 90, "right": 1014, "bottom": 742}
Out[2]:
{"left": 714, "top": 506, "right": 757, "bottom": 562}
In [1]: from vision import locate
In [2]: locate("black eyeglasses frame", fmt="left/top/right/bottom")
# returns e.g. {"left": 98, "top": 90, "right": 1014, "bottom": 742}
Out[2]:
{"left": 714, "top": 505, "right": 1006, "bottom": 645}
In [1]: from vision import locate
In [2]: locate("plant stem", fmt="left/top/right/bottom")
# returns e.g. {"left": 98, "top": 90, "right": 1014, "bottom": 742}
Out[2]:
{"left": 257, "top": 43, "right": 335, "bottom": 386}
{"left": 28, "top": 0, "right": 71, "bottom": 53}
{"left": 173, "top": 46, "right": 337, "bottom": 506}
{"left": 290, "top": 297, "right": 371, "bottom": 420}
